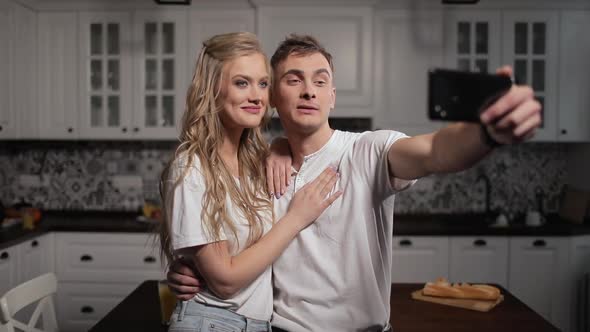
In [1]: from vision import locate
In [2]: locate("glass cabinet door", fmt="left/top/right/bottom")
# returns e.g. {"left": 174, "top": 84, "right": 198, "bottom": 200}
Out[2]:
{"left": 503, "top": 11, "right": 558, "bottom": 141}
{"left": 445, "top": 11, "right": 501, "bottom": 74}
{"left": 79, "top": 12, "right": 132, "bottom": 139}
{"left": 135, "top": 11, "right": 187, "bottom": 139}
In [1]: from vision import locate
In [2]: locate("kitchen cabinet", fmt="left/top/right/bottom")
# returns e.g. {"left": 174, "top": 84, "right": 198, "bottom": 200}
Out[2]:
{"left": 256, "top": 5, "right": 373, "bottom": 118}
{"left": 54, "top": 232, "right": 166, "bottom": 332}
{"left": 374, "top": 10, "right": 444, "bottom": 135}
{"left": 78, "top": 11, "right": 133, "bottom": 139}
{"left": 508, "top": 237, "right": 570, "bottom": 332}
{"left": 18, "top": 233, "right": 54, "bottom": 283}
{"left": 37, "top": 12, "right": 79, "bottom": 139}
{"left": 502, "top": 11, "right": 559, "bottom": 142}
{"left": 443, "top": 10, "right": 502, "bottom": 74}
{"left": 188, "top": 9, "right": 255, "bottom": 61}
{"left": 391, "top": 236, "right": 449, "bottom": 283}
{"left": 132, "top": 10, "right": 188, "bottom": 139}
{"left": 0, "top": 245, "right": 18, "bottom": 296}
{"left": 449, "top": 236, "right": 508, "bottom": 287}
{"left": 570, "top": 236, "right": 590, "bottom": 332}
{"left": 0, "top": 1, "right": 14, "bottom": 139}
{"left": 558, "top": 10, "right": 590, "bottom": 142}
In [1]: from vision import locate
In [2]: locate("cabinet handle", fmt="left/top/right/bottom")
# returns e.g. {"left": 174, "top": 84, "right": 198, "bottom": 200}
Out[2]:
{"left": 533, "top": 239, "right": 546, "bottom": 247}
{"left": 144, "top": 256, "right": 156, "bottom": 263}
{"left": 399, "top": 239, "right": 412, "bottom": 247}
{"left": 133, "top": 127, "right": 139, "bottom": 133}
{"left": 473, "top": 239, "right": 487, "bottom": 247}
{"left": 0, "top": 125, "right": 3, "bottom": 131}
{"left": 31, "top": 240, "right": 39, "bottom": 247}
{"left": 80, "top": 254, "right": 93, "bottom": 262}
{"left": 67, "top": 127, "right": 73, "bottom": 133}
{"left": 122, "top": 127, "right": 128, "bottom": 133}
{"left": 80, "top": 306, "right": 94, "bottom": 314}
{"left": 0, "top": 252, "right": 8, "bottom": 260}
{"left": 561, "top": 129, "right": 567, "bottom": 135}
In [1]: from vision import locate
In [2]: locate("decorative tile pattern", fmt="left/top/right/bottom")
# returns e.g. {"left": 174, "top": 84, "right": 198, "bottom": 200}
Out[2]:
{"left": 0, "top": 139, "right": 567, "bottom": 214}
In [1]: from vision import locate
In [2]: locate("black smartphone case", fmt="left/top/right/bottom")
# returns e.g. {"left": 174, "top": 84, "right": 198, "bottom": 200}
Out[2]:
{"left": 428, "top": 68, "right": 513, "bottom": 122}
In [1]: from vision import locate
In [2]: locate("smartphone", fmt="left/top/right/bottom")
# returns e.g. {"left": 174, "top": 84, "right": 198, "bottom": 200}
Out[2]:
{"left": 428, "top": 68, "right": 512, "bottom": 122}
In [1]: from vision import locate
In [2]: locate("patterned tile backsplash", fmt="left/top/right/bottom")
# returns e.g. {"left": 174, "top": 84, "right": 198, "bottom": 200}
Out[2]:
{"left": 0, "top": 138, "right": 567, "bottom": 215}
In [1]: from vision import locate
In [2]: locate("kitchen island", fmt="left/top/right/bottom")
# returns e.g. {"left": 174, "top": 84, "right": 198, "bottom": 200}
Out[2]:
{"left": 90, "top": 281, "right": 559, "bottom": 332}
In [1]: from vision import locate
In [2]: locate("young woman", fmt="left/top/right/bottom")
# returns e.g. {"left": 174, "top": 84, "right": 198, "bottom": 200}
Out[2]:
{"left": 159, "top": 32, "right": 341, "bottom": 332}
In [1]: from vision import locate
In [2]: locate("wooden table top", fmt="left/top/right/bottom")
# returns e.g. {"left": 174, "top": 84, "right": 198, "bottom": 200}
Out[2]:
{"left": 89, "top": 281, "right": 559, "bottom": 332}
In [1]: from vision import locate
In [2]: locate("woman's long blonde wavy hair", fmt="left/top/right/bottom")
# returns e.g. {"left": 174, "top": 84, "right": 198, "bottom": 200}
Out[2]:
{"left": 159, "top": 32, "right": 273, "bottom": 264}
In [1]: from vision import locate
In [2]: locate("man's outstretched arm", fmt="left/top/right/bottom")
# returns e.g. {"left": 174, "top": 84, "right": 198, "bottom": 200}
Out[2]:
{"left": 388, "top": 67, "right": 541, "bottom": 180}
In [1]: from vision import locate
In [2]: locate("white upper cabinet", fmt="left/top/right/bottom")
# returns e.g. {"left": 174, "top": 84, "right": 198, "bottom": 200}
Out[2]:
{"left": 558, "top": 10, "right": 590, "bottom": 142}
{"left": 38, "top": 12, "right": 79, "bottom": 139}
{"left": 133, "top": 10, "right": 188, "bottom": 139}
{"left": 78, "top": 12, "right": 133, "bottom": 139}
{"left": 374, "top": 10, "right": 444, "bottom": 135}
{"left": 0, "top": 1, "right": 14, "bottom": 139}
{"left": 443, "top": 10, "right": 502, "bottom": 74}
{"left": 188, "top": 9, "right": 255, "bottom": 61}
{"left": 257, "top": 6, "right": 373, "bottom": 118}
{"left": 502, "top": 11, "right": 559, "bottom": 142}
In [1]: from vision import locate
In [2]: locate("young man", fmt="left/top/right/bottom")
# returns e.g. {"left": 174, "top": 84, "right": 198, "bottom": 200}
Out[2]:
{"left": 167, "top": 34, "right": 541, "bottom": 331}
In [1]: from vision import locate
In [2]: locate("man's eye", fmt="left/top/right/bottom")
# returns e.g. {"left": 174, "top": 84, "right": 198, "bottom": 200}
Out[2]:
{"left": 315, "top": 81, "right": 326, "bottom": 86}
{"left": 287, "top": 79, "right": 301, "bottom": 84}
{"left": 235, "top": 80, "right": 248, "bottom": 87}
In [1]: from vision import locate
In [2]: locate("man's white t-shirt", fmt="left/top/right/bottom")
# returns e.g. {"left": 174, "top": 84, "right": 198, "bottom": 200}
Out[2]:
{"left": 271, "top": 130, "right": 415, "bottom": 331}
{"left": 165, "top": 154, "right": 273, "bottom": 321}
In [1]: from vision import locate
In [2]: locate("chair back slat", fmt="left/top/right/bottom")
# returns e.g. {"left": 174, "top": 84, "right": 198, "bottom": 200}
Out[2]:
{"left": 0, "top": 273, "right": 59, "bottom": 332}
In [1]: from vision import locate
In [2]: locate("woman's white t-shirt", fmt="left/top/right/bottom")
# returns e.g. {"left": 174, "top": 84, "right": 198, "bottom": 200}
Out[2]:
{"left": 164, "top": 154, "right": 273, "bottom": 321}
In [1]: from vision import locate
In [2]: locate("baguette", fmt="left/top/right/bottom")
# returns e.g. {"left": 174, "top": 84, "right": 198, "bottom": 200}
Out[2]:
{"left": 422, "top": 278, "right": 500, "bottom": 300}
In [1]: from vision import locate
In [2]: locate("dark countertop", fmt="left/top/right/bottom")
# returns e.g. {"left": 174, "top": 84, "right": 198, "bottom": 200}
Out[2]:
{"left": 89, "top": 281, "right": 558, "bottom": 332}
{"left": 1, "top": 211, "right": 589, "bottom": 250}
{"left": 0, "top": 211, "right": 156, "bottom": 250}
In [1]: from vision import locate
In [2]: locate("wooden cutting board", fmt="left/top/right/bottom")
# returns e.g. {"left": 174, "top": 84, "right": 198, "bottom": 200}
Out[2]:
{"left": 411, "top": 290, "right": 504, "bottom": 312}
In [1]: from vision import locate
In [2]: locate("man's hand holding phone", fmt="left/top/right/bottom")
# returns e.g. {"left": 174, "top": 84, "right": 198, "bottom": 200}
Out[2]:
{"left": 479, "top": 66, "right": 542, "bottom": 145}
{"left": 428, "top": 66, "right": 542, "bottom": 146}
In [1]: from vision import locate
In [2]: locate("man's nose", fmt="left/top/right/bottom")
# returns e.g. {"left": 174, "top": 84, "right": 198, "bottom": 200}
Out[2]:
{"left": 300, "top": 82, "right": 316, "bottom": 100}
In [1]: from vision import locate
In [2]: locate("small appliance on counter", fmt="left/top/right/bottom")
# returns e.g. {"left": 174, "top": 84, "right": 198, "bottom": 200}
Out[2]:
{"left": 559, "top": 185, "right": 590, "bottom": 225}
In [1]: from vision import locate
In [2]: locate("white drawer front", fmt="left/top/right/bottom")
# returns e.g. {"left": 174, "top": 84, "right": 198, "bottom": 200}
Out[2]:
{"left": 56, "top": 232, "right": 166, "bottom": 282}
{"left": 56, "top": 282, "right": 137, "bottom": 332}
{"left": 392, "top": 236, "right": 450, "bottom": 283}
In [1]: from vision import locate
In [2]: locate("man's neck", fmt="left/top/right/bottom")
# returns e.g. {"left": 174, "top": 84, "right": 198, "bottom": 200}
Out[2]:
{"left": 286, "top": 125, "right": 334, "bottom": 170}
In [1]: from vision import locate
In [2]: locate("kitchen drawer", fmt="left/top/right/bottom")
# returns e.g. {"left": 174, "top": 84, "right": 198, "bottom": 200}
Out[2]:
{"left": 449, "top": 236, "right": 509, "bottom": 287}
{"left": 56, "top": 282, "right": 136, "bottom": 332}
{"left": 55, "top": 232, "right": 165, "bottom": 283}
{"left": 392, "top": 236, "right": 450, "bottom": 283}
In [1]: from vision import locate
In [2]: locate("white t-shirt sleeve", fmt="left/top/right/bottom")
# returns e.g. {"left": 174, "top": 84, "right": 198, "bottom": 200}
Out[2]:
{"left": 164, "top": 160, "right": 227, "bottom": 251}
{"left": 354, "top": 130, "right": 417, "bottom": 196}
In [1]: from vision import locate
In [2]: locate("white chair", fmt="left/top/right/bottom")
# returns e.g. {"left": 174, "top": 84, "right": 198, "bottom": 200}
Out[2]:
{"left": 0, "top": 273, "right": 58, "bottom": 332}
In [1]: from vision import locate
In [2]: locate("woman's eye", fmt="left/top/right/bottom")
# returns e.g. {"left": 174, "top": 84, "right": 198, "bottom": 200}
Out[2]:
{"left": 259, "top": 81, "right": 269, "bottom": 88}
{"left": 235, "top": 80, "right": 248, "bottom": 87}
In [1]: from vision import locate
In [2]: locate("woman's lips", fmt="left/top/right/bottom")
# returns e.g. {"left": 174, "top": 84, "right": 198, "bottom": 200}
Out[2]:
{"left": 241, "top": 106, "right": 262, "bottom": 114}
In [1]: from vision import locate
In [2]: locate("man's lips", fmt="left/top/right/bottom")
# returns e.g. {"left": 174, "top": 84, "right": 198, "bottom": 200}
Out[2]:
{"left": 296, "top": 104, "right": 320, "bottom": 114}
{"left": 241, "top": 106, "right": 262, "bottom": 114}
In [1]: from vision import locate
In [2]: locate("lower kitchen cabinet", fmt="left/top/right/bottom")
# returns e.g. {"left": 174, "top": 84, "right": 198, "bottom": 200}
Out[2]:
{"left": 570, "top": 235, "right": 590, "bottom": 332}
{"left": 450, "top": 237, "right": 509, "bottom": 287}
{"left": 392, "top": 236, "right": 449, "bottom": 283}
{"left": 0, "top": 245, "right": 19, "bottom": 296}
{"left": 508, "top": 237, "right": 570, "bottom": 332}
{"left": 57, "top": 282, "right": 138, "bottom": 332}
{"left": 54, "top": 232, "right": 166, "bottom": 332}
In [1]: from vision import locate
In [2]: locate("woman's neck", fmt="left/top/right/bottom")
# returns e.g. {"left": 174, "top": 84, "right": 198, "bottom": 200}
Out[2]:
{"left": 219, "top": 127, "right": 243, "bottom": 177}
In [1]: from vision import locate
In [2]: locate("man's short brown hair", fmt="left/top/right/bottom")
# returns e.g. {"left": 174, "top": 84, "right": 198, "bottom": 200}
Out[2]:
{"left": 270, "top": 34, "right": 334, "bottom": 74}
